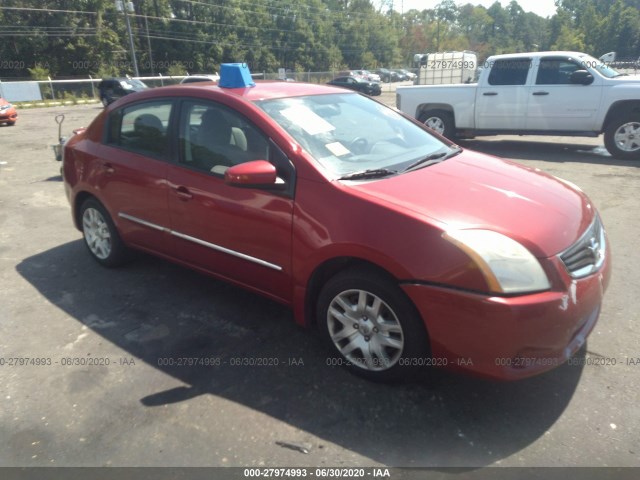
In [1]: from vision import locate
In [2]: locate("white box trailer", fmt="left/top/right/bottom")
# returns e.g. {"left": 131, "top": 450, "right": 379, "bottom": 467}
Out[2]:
{"left": 414, "top": 51, "right": 478, "bottom": 85}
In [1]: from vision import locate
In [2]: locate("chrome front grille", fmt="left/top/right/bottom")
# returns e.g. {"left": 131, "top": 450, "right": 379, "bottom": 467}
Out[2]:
{"left": 560, "top": 215, "right": 606, "bottom": 279}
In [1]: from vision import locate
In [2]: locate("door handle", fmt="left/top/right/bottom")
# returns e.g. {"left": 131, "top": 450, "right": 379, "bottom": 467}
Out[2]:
{"left": 102, "top": 162, "right": 115, "bottom": 174}
{"left": 533, "top": 91, "right": 549, "bottom": 96}
{"left": 174, "top": 186, "right": 193, "bottom": 201}
{"left": 483, "top": 92, "right": 498, "bottom": 96}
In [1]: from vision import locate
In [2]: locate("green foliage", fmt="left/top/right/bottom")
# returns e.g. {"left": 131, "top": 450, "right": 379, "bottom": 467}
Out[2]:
{"left": 167, "top": 63, "right": 187, "bottom": 77}
{"left": 1, "top": 0, "right": 639, "bottom": 79}
{"left": 27, "top": 64, "right": 50, "bottom": 80}
{"left": 551, "top": 24, "right": 586, "bottom": 51}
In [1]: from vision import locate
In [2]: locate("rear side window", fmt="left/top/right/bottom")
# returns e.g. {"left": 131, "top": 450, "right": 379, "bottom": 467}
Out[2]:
{"left": 488, "top": 59, "right": 531, "bottom": 85}
{"left": 106, "top": 100, "right": 173, "bottom": 159}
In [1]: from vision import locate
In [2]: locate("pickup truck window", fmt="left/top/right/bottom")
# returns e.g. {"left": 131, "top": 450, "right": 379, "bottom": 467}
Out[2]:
{"left": 536, "top": 59, "right": 581, "bottom": 85}
{"left": 487, "top": 59, "right": 531, "bottom": 86}
{"left": 578, "top": 54, "right": 623, "bottom": 78}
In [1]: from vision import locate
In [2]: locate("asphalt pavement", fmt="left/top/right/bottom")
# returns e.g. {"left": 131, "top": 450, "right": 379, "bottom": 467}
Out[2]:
{"left": 0, "top": 101, "right": 638, "bottom": 473}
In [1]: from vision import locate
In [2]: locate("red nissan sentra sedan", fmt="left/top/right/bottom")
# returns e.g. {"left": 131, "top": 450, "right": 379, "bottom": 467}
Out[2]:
{"left": 59, "top": 64, "right": 611, "bottom": 381}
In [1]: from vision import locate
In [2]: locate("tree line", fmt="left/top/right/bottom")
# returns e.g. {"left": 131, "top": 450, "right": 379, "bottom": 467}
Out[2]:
{"left": 0, "top": 0, "right": 638, "bottom": 80}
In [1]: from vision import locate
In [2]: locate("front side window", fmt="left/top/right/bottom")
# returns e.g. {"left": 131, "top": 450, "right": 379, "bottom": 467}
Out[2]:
{"left": 577, "top": 54, "right": 622, "bottom": 78}
{"left": 106, "top": 100, "right": 173, "bottom": 159}
{"left": 536, "top": 59, "right": 581, "bottom": 85}
{"left": 488, "top": 59, "right": 531, "bottom": 85}
{"left": 179, "top": 101, "right": 271, "bottom": 176}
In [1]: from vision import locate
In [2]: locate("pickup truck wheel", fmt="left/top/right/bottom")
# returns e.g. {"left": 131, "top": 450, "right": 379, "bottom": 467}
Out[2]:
{"left": 317, "top": 267, "right": 430, "bottom": 382}
{"left": 604, "top": 115, "right": 640, "bottom": 160}
{"left": 420, "top": 110, "right": 455, "bottom": 139}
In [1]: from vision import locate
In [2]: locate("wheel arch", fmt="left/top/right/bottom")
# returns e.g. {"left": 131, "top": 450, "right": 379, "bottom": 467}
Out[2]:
{"left": 302, "top": 256, "right": 423, "bottom": 331}
{"left": 603, "top": 100, "right": 640, "bottom": 131}
{"left": 72, "top": 191, "right": 99, "bottom": 231}
{"left": 416, "top": 104, "right": 455, "bottom": 123}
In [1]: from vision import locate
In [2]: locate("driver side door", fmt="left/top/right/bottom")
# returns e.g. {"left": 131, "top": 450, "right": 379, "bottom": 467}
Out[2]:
{"left": 526, "top": 57, "right": 602, "bottom": 131}
{"left": 166, "top": 99, "right": 296, "bottom": 302}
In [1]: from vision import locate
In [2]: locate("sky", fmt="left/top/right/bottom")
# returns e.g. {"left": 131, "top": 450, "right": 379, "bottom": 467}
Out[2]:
{"left": 391, "top": 0, "right": 558, "bottom": 18}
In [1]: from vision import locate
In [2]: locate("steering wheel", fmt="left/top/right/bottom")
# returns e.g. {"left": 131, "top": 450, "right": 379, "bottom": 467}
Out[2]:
{"left": 349, "top": 137, "right": 369, "bottom": 154}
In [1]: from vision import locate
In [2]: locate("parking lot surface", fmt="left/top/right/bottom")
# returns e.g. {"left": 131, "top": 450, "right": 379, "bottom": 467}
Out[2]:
{"left": 1, "top": 101, "right": 639, "bottom": 469}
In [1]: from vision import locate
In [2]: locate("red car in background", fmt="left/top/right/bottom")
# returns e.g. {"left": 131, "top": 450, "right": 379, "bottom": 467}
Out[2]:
{"left": 58, "top": 66, "right": 611, "bottom": 382}
{"left": 0, "top": 96, "right": 17, "bottom": 125}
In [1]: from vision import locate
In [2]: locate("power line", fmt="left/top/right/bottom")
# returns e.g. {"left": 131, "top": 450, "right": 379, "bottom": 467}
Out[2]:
{"left": 171, "top": 0, "right": 391, "bottom": 24}
{"left": 0, "top": 6, "right": 97, "bottom": 15}
{"left": 132, "top": 10, "right": 391, "bottom": 38}
{"left": 0, "top": 2, "right": 393, "bottom": 34}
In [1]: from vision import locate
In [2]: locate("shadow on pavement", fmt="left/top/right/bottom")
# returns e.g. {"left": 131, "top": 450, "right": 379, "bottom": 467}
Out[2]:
{"left": 17, "top": 241, "right": 586, "bottom": 467}
{"left": 457, "top": 137, "right": 640, "bottom": 167}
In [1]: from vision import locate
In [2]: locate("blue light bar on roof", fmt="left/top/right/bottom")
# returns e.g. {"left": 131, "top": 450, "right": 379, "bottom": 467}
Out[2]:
{"left": 219, "top": 63, "right": 256, "bottom": 89}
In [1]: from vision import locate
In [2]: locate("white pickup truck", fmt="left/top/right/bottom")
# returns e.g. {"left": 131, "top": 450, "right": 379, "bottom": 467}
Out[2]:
{"left": 396, "top": 51, "right": 640, "bottom": 159}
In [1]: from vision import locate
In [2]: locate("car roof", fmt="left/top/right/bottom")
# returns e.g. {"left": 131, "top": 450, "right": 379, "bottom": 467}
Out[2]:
{"left": 130, "top": 80, "right": 355, "bottom": 103}
{"left": 184, "top": 74, "right": 218, "bottom": 78}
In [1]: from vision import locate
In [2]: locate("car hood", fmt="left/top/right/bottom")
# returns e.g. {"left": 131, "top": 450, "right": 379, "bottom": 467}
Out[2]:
{"left": 349, "top": 151, "right": 595, "bottom": 258}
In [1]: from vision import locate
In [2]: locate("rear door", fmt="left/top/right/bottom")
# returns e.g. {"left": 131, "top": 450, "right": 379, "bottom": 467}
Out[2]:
{"left": 476, "top": 58, "right": 532, "bottom": 130}
{"left": 96, "top": 99, "right": 175, "bottom": 255}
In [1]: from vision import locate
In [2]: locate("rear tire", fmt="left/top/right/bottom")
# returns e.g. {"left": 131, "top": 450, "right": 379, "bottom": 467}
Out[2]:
{"left": 420, "top": 109, "right": 455, "bottom": 139}
{"left": 604, "top": 114, "right": 640, "bottom": 160}
{"left": 317, "top": 267, "right": 430, "bottom": 382}
{"left": 80, "top": 198, "right": 130, "bottom": 267}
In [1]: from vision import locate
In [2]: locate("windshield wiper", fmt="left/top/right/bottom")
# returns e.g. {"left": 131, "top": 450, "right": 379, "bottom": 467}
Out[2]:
{"left": 338, "top": 168, "right": 397, "bottom": 180}
{"left": 402, "top": 146, "right": 462, "bottom": 173}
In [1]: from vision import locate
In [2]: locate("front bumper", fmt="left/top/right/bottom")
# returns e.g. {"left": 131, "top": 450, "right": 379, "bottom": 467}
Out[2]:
{"left": 402, "top": 251, "right": 611, "bottom": 381}
{"left": 0, "top": 110, "right": 17, "bottom": 122}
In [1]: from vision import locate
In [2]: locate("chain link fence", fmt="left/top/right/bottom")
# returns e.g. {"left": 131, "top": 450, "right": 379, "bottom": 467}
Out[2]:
{"left": 0, "top": 70, "right": 419, "bottom": 103}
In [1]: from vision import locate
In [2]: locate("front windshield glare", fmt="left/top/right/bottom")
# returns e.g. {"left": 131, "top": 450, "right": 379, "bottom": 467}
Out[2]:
{"left": 580, "top": 55, "right": 621, "bottom": 78}
{"left": 256, "top": 93, "right": 447, "bottom": 177}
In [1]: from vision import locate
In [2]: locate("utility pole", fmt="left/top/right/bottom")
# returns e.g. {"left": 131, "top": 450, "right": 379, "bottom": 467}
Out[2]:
{"left": 145, "top": 14, "right": 154, "bottom": 75}
{"left": 116, "top": 0, "right": 140, "bottom": 77}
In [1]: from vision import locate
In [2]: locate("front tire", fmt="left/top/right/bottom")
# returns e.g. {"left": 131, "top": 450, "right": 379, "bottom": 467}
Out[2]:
{"left": 317, "top": 267, "right": 429, "bottom": 382}
{"left": 80, "top": 198, "right": 129, "bottom": 267}
{"left": 604, "top": 115, "right": 640, "bottom": 160}
{"left": 420, "top": 109, "right": 455, "bottom": 139}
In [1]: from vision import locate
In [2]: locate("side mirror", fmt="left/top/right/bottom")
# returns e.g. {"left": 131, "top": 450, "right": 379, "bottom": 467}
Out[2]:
{"left": 224, "top": 160, "right": 281, "bottom": 188}
{"left": 569, "top": 70, "right": 594, "bottom": 85}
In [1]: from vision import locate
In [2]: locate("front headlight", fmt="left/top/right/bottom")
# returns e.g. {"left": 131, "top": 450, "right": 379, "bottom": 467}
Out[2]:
{"left": 0, "top": 104, "right": 10, "bottom": 112}
{"left": 443, "top": 229, "right": 551, "bottom": 294}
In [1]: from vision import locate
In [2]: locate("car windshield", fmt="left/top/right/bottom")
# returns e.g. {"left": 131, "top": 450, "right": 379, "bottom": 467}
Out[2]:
{"left": 578, "top": 54, "right": 622, "bottom": 78}
{"left": 256, "top": 93, "right": 448, "bottom": 178}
